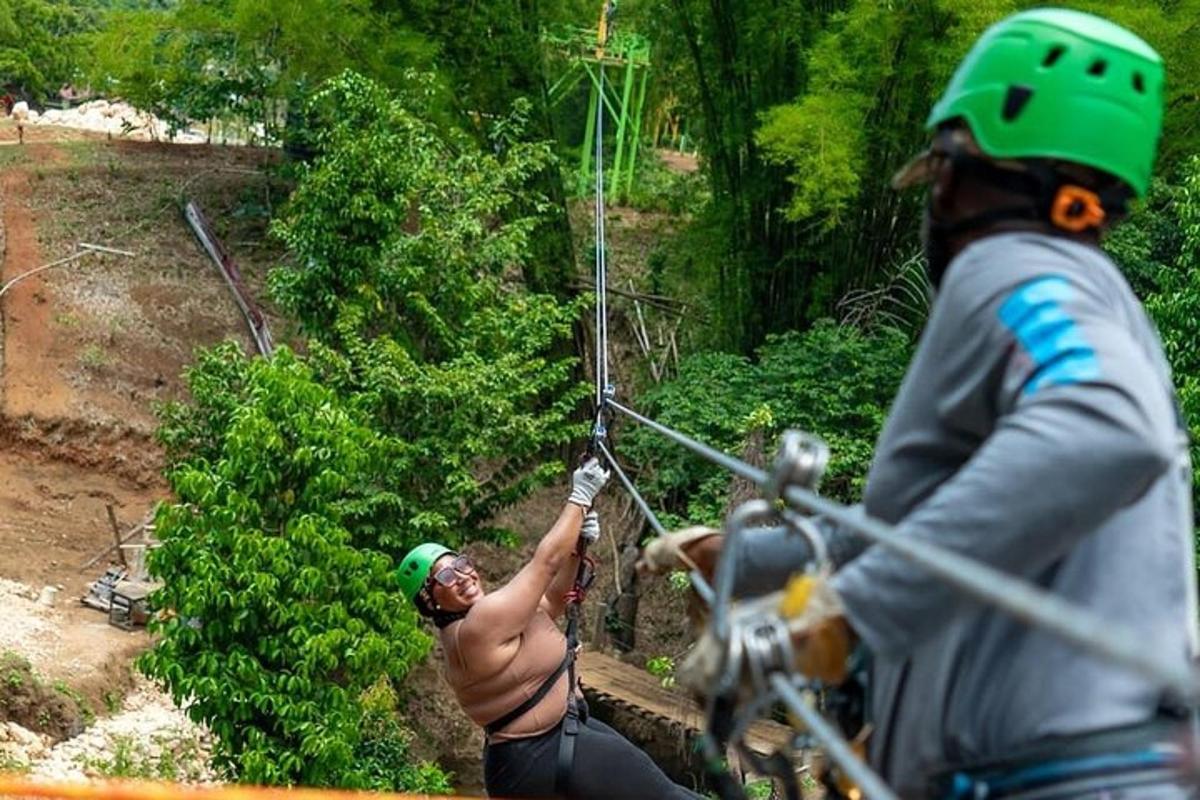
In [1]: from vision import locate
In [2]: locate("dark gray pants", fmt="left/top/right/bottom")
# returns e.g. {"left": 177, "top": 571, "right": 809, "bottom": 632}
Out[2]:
{"left": 483, "top": 714, "right": 704, "bottom": 800}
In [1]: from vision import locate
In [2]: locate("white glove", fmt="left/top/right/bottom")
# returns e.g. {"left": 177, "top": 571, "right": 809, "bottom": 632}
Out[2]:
{"left": 580, "top": 510, "right": 601, "bottom": 544}
{"left": 568, "top": 457, "right": 610, "bottom": 508}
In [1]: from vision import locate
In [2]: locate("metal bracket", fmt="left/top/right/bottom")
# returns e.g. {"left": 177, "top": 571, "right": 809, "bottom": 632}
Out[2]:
{"left": 741, "top": 614, "right": 797, "bottom": 696}
{"left": 765, "top": 430, "right": 830, "bottom": 502}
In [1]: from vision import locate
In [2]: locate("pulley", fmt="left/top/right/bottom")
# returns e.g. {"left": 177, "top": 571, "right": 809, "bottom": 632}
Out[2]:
{"left": 765, "top": 430, "right": 830, "bottom": 502}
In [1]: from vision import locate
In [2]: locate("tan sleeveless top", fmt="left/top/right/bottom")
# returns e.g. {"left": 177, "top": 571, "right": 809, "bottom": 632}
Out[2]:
{"left": 439, "top": 608, "right": 572, "bottom": 743}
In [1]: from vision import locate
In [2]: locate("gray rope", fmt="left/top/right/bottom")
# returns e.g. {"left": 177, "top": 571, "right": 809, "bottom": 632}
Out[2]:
{"left": 596, "top": 440, "right": 665, "bottom": 537}
{"left": 604, "top": 399, "right": 1200, "bottom": 702}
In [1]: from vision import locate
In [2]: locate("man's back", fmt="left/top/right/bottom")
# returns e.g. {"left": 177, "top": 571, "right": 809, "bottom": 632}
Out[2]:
{"left": 831, "top": 232, "right": 1197, "bottom": 796}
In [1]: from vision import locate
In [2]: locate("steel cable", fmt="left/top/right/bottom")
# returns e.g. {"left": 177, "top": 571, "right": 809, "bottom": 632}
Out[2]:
{"left": 771, "top": 675, "right": 899, "bottom": 800}
{"left": 595, "top": 440, "right": 715, "bottom": 606}
{"left": 604, "top": 399, "right": 1200, "bottom": 701}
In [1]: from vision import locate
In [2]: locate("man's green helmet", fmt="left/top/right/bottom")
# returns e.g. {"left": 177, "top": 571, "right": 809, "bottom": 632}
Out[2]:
{"left": 929, "top": 8, "right": 1163, "bottom": 196}
{"left": 396, "top": 542, "right": 455, "bottom": 603}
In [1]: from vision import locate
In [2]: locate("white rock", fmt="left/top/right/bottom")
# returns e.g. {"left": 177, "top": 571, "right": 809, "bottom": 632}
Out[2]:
{"left": 37, "top": 586, "right": 58, "bottom": 607}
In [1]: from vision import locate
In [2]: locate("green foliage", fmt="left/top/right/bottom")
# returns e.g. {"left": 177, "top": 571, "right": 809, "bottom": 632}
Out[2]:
{"left": 52, "top": 680, "right": 94, "bottom": 726}
{"left": 145, "top": 345, "right": 434, "bottom": 787}
{"left": 355, "top": 679, "right": 453, "bottom": 794}
{"left": 758, "top": 92, "right": 867, "bottom": 226}
{"left": 623, "top": 153, "right": 709, "bottom": 215}
{"left": 270, "top": 72, "right": 586, "bottom": 540}
{"left": 745, "top": 779, "right": 774, "bottom": 800}
{"left": 86, "top": 0, "right": 435, "bottom": 139}
{"left": 79, "top": 733, "right": 209, "bottom": 782}
{"left": 148, "top": 72, "right": 581, "bottom": 789}
{"left": 1141, "top": 157, "right": 1200, "bottom": 511}
{"left": 1101, "top": 156, "right": 1200, "bottom": 519}
{"left": 0, "top": 0, "right": 90, "bottom": 98}
{"left": 645, "top": 655, "right": 677, "bottom": 689}
{"left": 624, "top": 322, "right": 910, "bottom": 525}
{"left": 629, "top": 0, "right": 1200, "bottom": 352}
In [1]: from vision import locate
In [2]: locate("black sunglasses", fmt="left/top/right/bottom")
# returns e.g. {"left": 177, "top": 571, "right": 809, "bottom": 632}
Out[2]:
{"left": 429, "top": 555, "right": 475, "bottom": 588}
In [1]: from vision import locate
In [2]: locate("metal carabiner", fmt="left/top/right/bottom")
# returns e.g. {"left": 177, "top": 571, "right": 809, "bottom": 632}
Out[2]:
{"left": 779, "top": 507, "right": 832, "bottom": 576}
{"left": 712, "top": 499, "right": 776, "bottom": 642}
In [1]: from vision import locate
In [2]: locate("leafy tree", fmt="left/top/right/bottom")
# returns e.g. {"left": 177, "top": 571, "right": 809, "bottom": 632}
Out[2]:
{"left": 627, "top": 0, "right": 1200, "bottom": 351}
{"left": 147, "top": 72, "right": 584, "bottom": 788}
{"left": 0, "top": 0, "right": 89, "bottom": 98}
{"left": 86, "top": 0, "right": 435, "bottom": 139}
{"left": 144, "top": 345, "right": 444, "bottom": 788}
{"left": 270, "top": 72, "right": 586, "bottom": 541}
{"left": 622, "top": 321, "right": 911, "bottom": 525}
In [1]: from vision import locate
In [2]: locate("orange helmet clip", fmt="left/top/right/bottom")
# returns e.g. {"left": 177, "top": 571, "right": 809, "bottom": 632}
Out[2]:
{"left": 1050, "top": 185, "right": 1106, "bottom": 232}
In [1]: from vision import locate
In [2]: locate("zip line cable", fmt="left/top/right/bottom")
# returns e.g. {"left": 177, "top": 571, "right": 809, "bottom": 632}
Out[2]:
{"left": 602, "top": 398, "right": 1200, "bottom": 702}
{"left": 592, "top": 44, "right": 610, "bottom": 415}
{"left": 771, "top": 676, "right": 900, "bottom": 800}
{"left": 596, "top": 441, "right": 663, "bottom": 536}
{"left": 595, "top": 440, "right": 715, "bottom": 605}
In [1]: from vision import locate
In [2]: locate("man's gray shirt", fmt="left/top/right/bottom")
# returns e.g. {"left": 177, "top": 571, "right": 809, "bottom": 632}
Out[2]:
{"left": 734, "top": 232, "right": 1197, "bottom": 796}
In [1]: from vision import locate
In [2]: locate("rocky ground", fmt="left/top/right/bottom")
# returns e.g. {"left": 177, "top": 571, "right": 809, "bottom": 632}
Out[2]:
{"left": 1, "top": 676, "right": 217, "bottom": 783}
{"left": 19, "top": 99, "right": 251, "bottom": 146}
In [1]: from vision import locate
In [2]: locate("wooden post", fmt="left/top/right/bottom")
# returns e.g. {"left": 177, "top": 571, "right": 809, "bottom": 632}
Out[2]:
{"left": 106, "top": 504, "right": 128, "bottom": 567}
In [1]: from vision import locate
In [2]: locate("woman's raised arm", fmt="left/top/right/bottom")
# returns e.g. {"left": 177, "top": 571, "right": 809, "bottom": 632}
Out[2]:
{"left": 463, "top": 459, "right": 609, "bottom": 645}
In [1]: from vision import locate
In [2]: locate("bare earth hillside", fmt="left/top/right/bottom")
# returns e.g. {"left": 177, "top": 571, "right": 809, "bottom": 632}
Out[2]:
{"left": 0, "top": 119, "right": 285, "bottom": 718}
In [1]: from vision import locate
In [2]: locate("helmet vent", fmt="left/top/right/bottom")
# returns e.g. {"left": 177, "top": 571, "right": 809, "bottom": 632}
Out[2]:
{"left": 1088, "top": 59, "right": 1108, "bottom": 77}
{"left": 1042, "top": 46, "right": 1066, "bottom": 68}
{"left": 1002, "top": 85, "right": 1034, "bottom": 122}
{"left": 1132, "top": 72, "right": 1146, "bottom": 93}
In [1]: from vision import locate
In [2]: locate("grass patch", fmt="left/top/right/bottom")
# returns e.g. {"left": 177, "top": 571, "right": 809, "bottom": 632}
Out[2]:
{"left": 79, "top": 344, "right": 109, "bottom": 371}
{"left": 79, "top": 733, "right": 209, "bottom": 781}
{"left": 0, "top": 651, "right": 85, "bottom": 740}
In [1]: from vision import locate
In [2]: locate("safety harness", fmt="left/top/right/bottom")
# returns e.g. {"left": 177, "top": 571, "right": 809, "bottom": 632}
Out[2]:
{"left": 934, "top": 715, "right": 1189, "bottom": 800}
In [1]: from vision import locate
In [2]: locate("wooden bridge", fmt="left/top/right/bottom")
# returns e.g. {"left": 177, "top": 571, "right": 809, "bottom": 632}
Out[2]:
{"left": 577, "top": 650, "right": 799, "bottom": 780}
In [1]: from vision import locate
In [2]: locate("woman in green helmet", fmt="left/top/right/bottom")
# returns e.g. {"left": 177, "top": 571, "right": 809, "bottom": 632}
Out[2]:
{"left": 643, "top": 8, "right": 1196, "bottom": 800}
{"left": 397, "top": 458, "right": 703, "bottom": 800}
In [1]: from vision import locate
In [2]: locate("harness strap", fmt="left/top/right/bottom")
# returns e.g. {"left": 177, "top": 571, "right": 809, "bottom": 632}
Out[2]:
{"left": 483, "top": 650, "right": 571, "bottom": 737}
{"left": 555, "top": 550, "right": 590, "bottom": 796}
{"left": 942, "top": 750, "right": 1180, "bottom": 800}
{"left": 934, "top": 717, "right": 1188, "bottom": 800}
{"left": 556, "top": 666, "right": 581, "bottom": 796}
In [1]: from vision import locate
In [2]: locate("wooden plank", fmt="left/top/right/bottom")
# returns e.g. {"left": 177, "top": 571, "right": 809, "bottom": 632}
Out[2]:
{"left": 577, "top": 651, "right": 794, "bottom": 756}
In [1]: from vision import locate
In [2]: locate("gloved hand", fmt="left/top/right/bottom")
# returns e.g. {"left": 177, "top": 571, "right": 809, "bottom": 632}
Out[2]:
{"left": 677, "top": 573, "right": 853, "bottom": 696}
{"left": 636, "top": 526, "right": 721, "bottom": 578}
{"left": 568, "top": 457, "right": 610, "bottom": 509}
{"left": 580, "top": 510, "right": 601, "bottom": 544}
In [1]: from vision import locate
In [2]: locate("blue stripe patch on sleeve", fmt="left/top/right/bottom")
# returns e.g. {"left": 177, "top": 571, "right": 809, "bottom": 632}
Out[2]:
{"left": 997, "top": 276, "right": 1101, "bottom": 396}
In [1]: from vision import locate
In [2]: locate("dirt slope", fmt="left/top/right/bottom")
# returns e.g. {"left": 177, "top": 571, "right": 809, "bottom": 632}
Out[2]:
{"left": 0, "top": 119, "right": 285, "bottom": 705}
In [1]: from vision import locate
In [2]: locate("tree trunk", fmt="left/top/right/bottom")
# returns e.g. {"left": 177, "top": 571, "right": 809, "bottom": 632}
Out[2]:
{"left": 606, "top": 516, "right": 648, "bottom": 654}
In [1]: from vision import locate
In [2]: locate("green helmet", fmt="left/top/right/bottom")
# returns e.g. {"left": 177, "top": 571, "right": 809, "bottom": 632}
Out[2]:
{"left": 929, "top": 8, "right": 1163, "bottom": 196}
{"left": 396, "top": 542, "right": 455, "bottom": 603}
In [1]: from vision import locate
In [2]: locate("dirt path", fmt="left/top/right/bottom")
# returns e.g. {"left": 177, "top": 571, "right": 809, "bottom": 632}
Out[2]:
{"left": 1, "top": 144, "right": 73, "bottom": 418}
